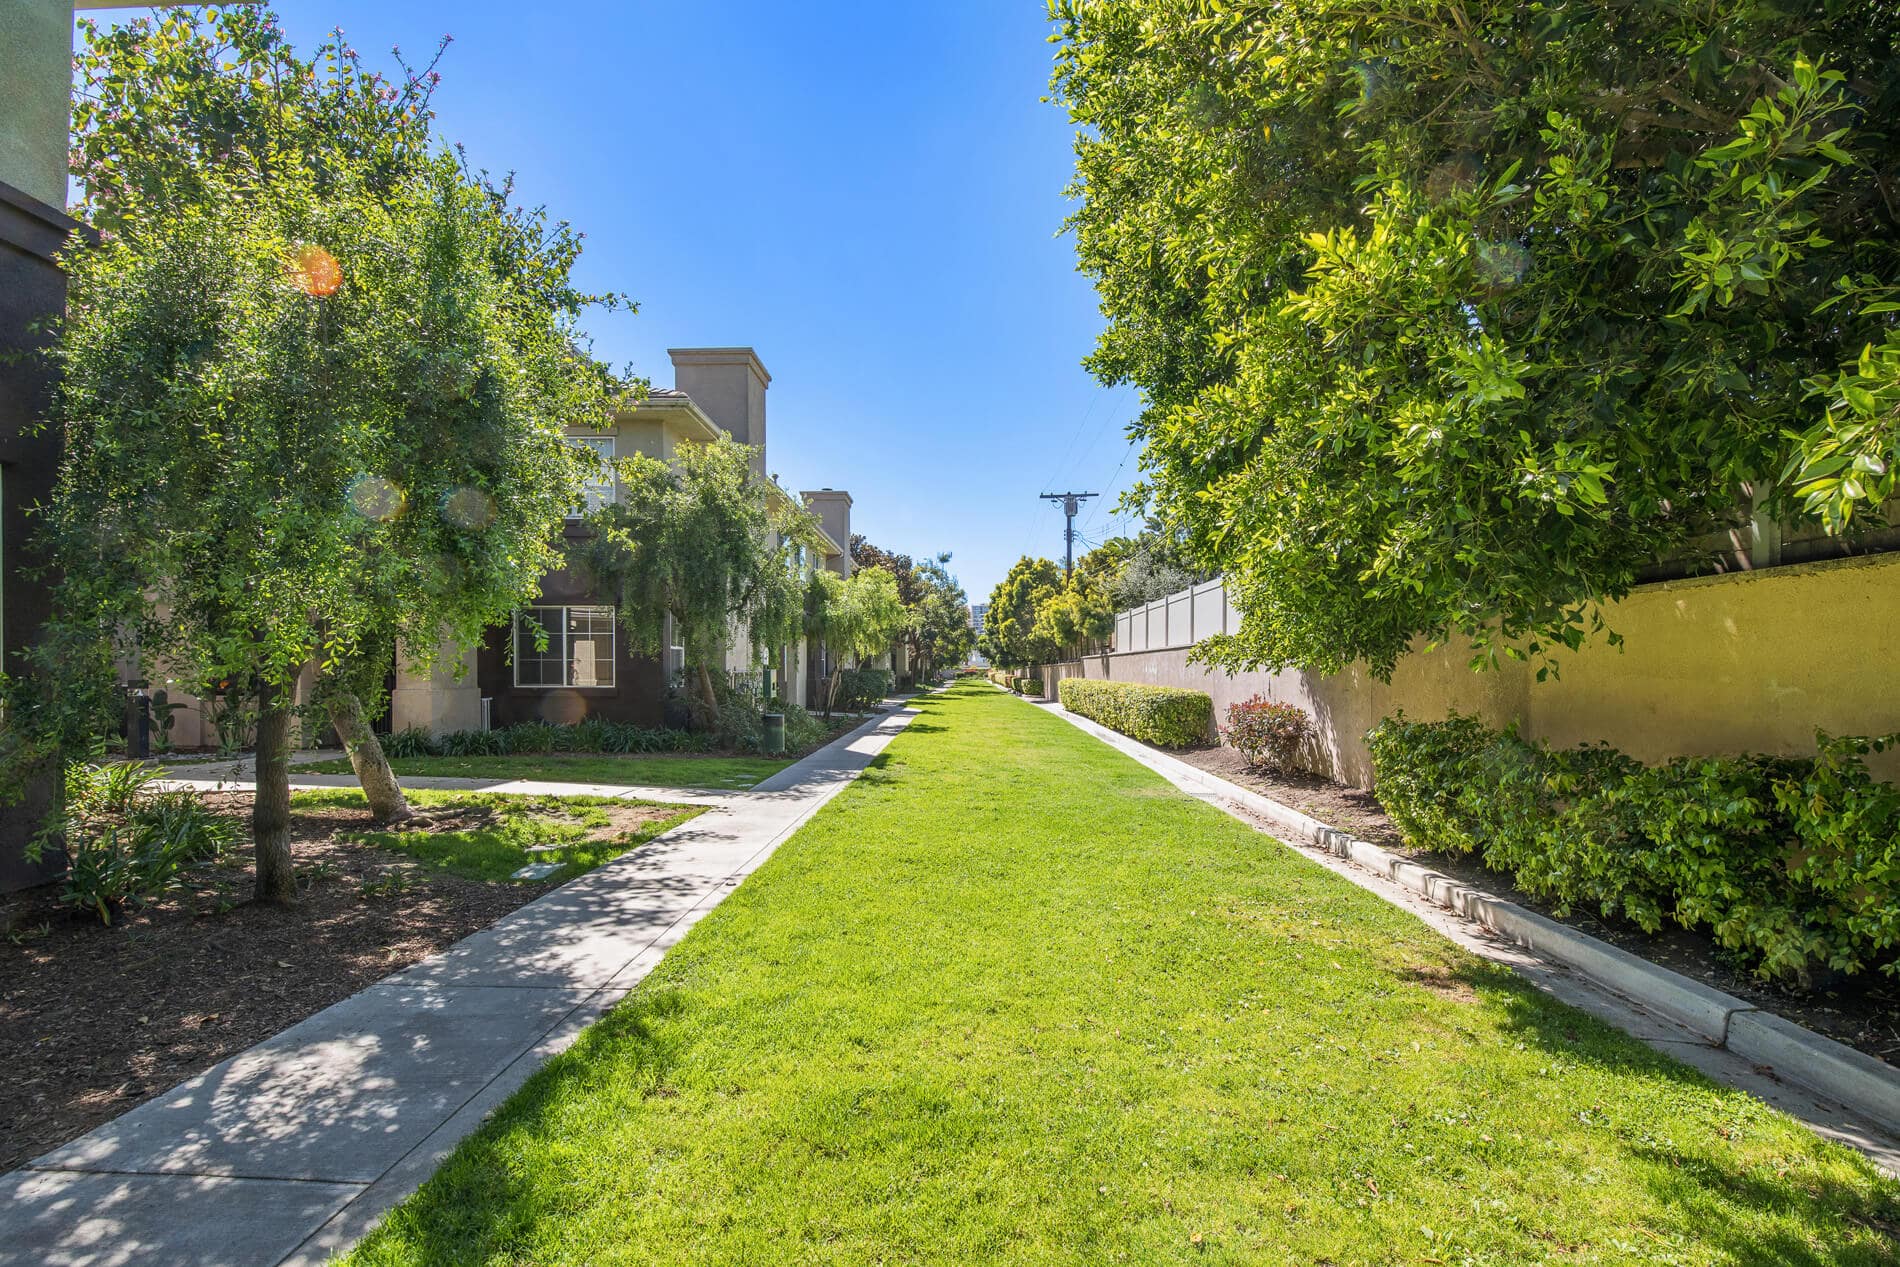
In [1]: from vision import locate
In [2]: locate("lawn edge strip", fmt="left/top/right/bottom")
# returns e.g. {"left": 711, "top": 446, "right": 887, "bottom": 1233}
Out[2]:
{"left": 1000, "top": 685, "right": 1900, "bottom": 1158}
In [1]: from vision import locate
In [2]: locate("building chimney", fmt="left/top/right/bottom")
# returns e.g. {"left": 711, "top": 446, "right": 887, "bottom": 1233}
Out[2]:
{"left": 801, "top": 488, "right": 853, "bottom": 576}
{"left": 669, "top": 347, "right": 769, "bottom": 474}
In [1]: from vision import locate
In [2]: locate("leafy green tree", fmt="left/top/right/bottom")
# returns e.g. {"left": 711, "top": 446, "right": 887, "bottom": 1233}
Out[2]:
{"left": 44, "top": 15, "right": 620, "bottom": 899}
{"left": 803, "top": 564, "right": 908, "bottom": 714}
{"left": 850, "top": 538, "right": 977, "bottom": 678}
{"left": 1085, "top": 526, "right": 1211, "bottom": 609}
{"left": 909, "top": 554, "right": 975, "bottom": 676}
{"left": 848, "top": 536, "right": 919, "bottom": 675}
{"left": 1052, "top": 2, "right": 1900, "bottom": 677}
{"left": 979, "top": 557, "right": 1063, "bottom": 668}
{"left": 849, "top": 536, "right": 920, "bottom": 605}
{"left": 1031, "top": 569, "right": 1116, "bottom": 660}
{"left": 583, "top": 437, "right": 817, "bottom": 722}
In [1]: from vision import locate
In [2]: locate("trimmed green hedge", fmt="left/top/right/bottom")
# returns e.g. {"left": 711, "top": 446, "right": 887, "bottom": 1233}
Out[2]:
{"left": 384, "top": 719, "right": 717, "bottom": 759}
{"left": 1368, "top": 714, "right": 1900, "bottom": 984}
{"left": 1057, "top": 678, "right": 1211, "bottom": 748}
{"left": 1015, "top": 678, "right": 1045, "bottom": 697}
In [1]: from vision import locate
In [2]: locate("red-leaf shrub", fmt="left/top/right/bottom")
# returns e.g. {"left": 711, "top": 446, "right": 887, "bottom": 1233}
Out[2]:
{"left": 1221, "top": 695, "right": 1312, "bottom": 771}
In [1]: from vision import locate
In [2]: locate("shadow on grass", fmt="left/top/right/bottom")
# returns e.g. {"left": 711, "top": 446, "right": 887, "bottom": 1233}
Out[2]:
{"left": 1630, "top": 1146, "right": 1900, "bottom": 1264}
{"left": 367, "top": 987, "right": 694, "bottom": 1262}
{"left": 1423, "top": 954, "right": 1715, "bottom": 1083}
{"left": 1385, "top": 957, "right": 1900, "bottom": 1259}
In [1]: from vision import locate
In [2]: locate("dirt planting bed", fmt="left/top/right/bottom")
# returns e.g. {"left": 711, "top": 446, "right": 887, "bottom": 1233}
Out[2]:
{"left": 0, "top": 792, "right": 586, "bottom": 1171}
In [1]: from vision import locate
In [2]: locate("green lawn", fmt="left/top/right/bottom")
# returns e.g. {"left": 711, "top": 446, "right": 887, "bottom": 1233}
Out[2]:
{"left": 300, "top": 752, "right": 792, "bottom": 790}
{"left": 294, "top": 788, "right": 702, "bottom": 884}
{"left": 346, "top": 681, "right": 1899, "bottom": 1265}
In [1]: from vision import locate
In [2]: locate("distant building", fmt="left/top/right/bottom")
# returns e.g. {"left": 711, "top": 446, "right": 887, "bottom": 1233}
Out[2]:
{"left": 393, "top": 347, "right": 853, "bottom": 732}
{"left": 968, "top": 602, "right": 988, "bottom": 667}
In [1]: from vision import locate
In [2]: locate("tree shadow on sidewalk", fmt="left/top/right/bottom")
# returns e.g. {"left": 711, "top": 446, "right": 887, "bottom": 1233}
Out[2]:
{"left": 363, "top": 986, "right": 695, "bottom": 1260}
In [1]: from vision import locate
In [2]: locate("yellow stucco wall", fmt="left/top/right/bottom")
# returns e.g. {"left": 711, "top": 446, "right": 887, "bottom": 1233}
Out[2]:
{"left": 1061, "top": 550, "right": 1900, "bottom": 787}
{"left": 1522, "top": 551, "right": 1900, "bottom": 763}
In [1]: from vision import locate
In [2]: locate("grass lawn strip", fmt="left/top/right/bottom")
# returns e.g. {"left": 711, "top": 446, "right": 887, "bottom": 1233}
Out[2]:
{"left": 300, "top": 753, "right": 791, "bottom": 790}
{"left": 346, "top": 681, "right": 1900, "bottom": 1265}
{"left": 292, "top": 788, "right": 704, "bottom": 884}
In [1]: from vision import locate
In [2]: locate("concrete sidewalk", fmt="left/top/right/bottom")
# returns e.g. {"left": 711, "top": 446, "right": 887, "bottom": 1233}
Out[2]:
{"left": 158, "top": 771, "right": 737, "bottom": 806}
{"left": 0, "top": 702, "right": 925, "bottom": 1267}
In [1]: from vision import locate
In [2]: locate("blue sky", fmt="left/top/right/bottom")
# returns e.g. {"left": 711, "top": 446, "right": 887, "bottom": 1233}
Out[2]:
{"left": 81, "top": 2, "right": 1143, "bottom": 601}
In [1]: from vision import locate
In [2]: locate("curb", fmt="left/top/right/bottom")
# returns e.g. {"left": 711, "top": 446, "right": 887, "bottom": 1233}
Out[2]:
{"left": 1009, "top": 689, "right": 1900, "bottom": 1140}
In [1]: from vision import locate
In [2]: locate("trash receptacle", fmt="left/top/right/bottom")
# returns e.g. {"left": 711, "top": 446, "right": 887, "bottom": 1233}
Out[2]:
{"left": 761, "top": 711, "right": 785, "bottom": 754}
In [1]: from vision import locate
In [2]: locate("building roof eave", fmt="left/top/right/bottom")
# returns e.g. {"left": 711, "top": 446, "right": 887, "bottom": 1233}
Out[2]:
{"left": 616, "top": 393, "right": 723, "bottom": 442}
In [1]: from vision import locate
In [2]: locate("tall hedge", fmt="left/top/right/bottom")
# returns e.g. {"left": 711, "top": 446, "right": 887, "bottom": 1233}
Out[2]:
{"left": 1368, "top": 714, "right": 1900, "bottom": 983}
{"left": 1058, "top": 679, "right": 1211, "bottom": 748}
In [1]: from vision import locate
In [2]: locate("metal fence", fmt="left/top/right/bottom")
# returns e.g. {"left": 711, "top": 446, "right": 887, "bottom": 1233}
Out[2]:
{"left": 1110, "top": 577, "right": 1234, "bottom": 653}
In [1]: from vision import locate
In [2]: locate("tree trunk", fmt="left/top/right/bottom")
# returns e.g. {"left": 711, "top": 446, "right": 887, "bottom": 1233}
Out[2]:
{"left": 326, "top": 690, "right": 413, "bottom": 824}
{"left": 252, "top": 681, "right": 297, "bottom": 904}
{"left": 695, "top": 661, "right": 719, "bottom": 724}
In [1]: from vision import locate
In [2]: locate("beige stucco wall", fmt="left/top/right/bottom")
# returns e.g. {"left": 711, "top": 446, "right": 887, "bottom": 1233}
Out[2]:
{"left": 0, "top": 0, "right": 71, "bottom": 207}
{"left": 390, "top": 636, "right": 482, "bottom": 735}
{"left": 1052, "top": 551, "right": 1900, "bottom": 788}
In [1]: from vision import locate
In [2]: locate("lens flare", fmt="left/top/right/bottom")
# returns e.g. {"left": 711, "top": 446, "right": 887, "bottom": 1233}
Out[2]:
{"left": 1425, "top": 153, "right": 1480, "bottom": 203}
{"left": 1349, "top": 59, "right": 1393, "bottom": 113}
{"left": 441, "top": 485, "right": 497, "bottom": 530}
{"left": 347, "top": 474, "right": 405, "bottom": 521}
{"left": 1475, "top": 240, "right": 1532, "bottom": 291}
{"left": 290, "top": 244, "right": 342, "bottom": 297}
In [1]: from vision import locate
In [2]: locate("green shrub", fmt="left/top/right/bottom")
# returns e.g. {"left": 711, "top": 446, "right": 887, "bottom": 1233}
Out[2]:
{"left": 1366, "top": 714, "right": 1900, "bottom": 983}
{"left": 836, "top": 668, "right": 893, "bottom": 712}
{"left": 39, "top": 761, "right": 239, "bottom": 924}
{"left": 1018, "top": 678, "right": 1045, "bottom": 697}
{"left": 383, "top": 726, "right": 440, "bottom": 758}
{"left": 389, "top": 719, "right": 737, "bottom": 760}
{"left": 1058, "top": 679, "right": 1211, "bottom": 748}
{"left": 569, "top": 717, "right": 611, "bottom": 752}
{"left": 773, "top": 704, "right": 822, "bottom": 753}
{"left": 1221, "top": 695, "right": 1313, "bottom": 771}
{"left": 505, "top": 720, "right": 557, "bottom": 755}
{"left": 1772, "top": 732, "right": 1900, "bottom": 973}
{"left": 439, "top": 727, "right": 506, "bottom": 757}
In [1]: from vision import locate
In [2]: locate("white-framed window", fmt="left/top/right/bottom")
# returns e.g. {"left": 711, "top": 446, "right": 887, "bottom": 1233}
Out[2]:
{"left": 568, "top": 436, "right": 615, "bottom": 517}
{"left": 514, "top": 605, "right": 616, "bottom": 688}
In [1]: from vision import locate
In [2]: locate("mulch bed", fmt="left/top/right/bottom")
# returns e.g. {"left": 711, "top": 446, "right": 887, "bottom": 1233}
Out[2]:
{"left": 0, "top": 792, "right": 592, "bottom": 1172}
{"left": 1171, "top": 745, "right": 1404, "bottom": 849}
{"left": 1168, "top": 743, "right": 1900, "bottom": 1070}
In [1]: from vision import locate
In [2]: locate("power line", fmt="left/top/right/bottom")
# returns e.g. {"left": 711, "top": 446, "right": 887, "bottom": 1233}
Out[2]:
{"left": 1078, "top": 430, "right": 1138, "bottom": 537}
{"left": 1040, "top": 491, "right": 1099, "bottom": 579}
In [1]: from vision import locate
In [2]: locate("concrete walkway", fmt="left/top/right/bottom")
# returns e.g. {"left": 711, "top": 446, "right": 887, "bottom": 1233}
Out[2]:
{"left": 0, "top": 702, "right": 926, "bottom": 1267}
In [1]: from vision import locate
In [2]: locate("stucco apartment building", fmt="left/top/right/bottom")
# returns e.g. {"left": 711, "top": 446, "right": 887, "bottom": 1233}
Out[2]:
{"left": 387, "top": 346, "right": 856, "bottom": 737}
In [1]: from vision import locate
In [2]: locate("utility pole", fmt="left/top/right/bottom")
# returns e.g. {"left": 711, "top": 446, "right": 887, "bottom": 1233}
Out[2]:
{"left": 1040, "top": 491, "right": 1098, "bottom": 579}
